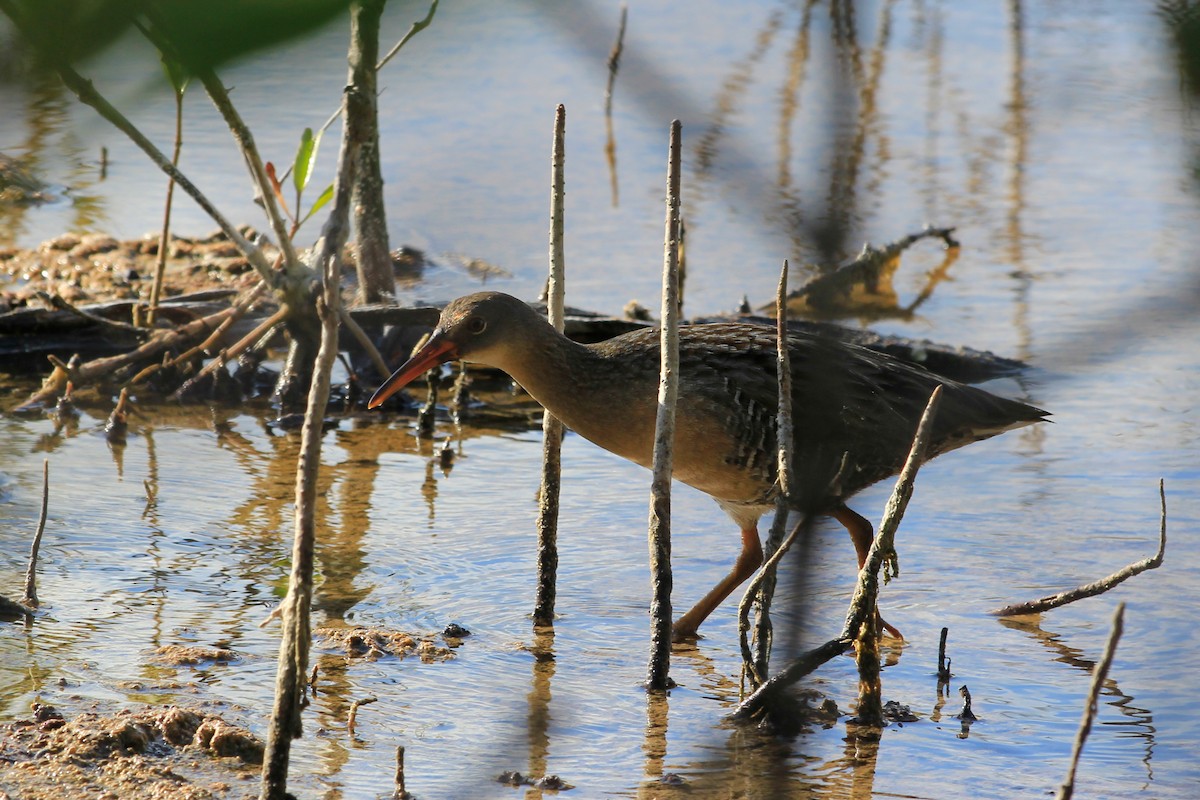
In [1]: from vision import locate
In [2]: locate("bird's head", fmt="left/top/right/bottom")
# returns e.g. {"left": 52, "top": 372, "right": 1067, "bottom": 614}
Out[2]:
{"left": 367, "top": 292, "right": 537, "bottom": 409}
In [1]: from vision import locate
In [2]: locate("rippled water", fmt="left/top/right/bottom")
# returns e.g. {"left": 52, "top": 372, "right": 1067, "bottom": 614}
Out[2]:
{"left": 3, "top": 1, "right": 1200, "bottom": 798}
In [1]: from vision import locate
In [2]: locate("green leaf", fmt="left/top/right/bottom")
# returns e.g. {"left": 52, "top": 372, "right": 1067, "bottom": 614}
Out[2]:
{"left": 161, "top": 55, "right": 190, "bottom": 96}
{"left": 301, "top": 183, "right": 335, "bottom": 224}
{"left": 293, "top": 127, "right": 322, "bottom": 195}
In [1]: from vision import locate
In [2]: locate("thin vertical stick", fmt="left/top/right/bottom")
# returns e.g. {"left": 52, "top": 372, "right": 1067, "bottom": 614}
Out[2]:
{"left": 534, "top": 105, "right": 566, "bottom": 627}
{"left": 646, "top": 120, "right": 681, "bottom": 690}
{"left": 22, "top": 459, "right": 49, "bottom": 608}
{"left": 148, "top": 83, "right": 185, "bottom": 326}
{"left": 742, "top": 261, "right": 794, "bottom": 686}
{"left": 1057, "top": 603, "right": 1125, "bottom": 800}
{"left": 259, "top": 58, "right": 360, "bottom": 800}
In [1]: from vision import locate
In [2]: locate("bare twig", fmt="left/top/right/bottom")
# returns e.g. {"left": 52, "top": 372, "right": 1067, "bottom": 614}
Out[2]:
{"left": 377, "top": 0, "right": 439, "bottom": 70}
{"left": 1056, "top": 603, "right": 1125, "bottom": 800}
{"left": 729, "top": 386, "right": 942, "bottom": 722}
{"left": 937, "top": 626, "right": 951, "bottom": 683}
{"left": 260, "top": 65, "right": 361, "bottom": 800}
{"left": 313, "top": 0, "right": 441, "bottom": 142}
{"left": 36, "top": 292, "right": 147, "bottom": 339}
{"left": 337, "top": 305, "right": 392, "bottom": 380}
{"left": 992, "top": 480, "right": 1166, "bottom": 616}
{"left": 194, "top": 68, "right": 304, "bottom": 277}
{"left": 149, "top": 80, "right": 186, "bottom": 326}
{"left": 842, "top": 386, "right": 942, "bottom": 640}
{"left": 739, "top": 260, "right": 795, "bottom": 689}
{"left": 737, "top": 514, "right": 808, "bottom": 689}
{"left": 169, "top": 305, "right": 290, "bottom": 399}
{"left": 847, "top": 386, "right": 941, "bottom": 727}
{"left": 39, "top": 57, "right": 277, "bottom": 287}
{"left": 347, "top": 697, "right": 377, "bottom": 737}
{"left": 22, "top": 459, "right": 49, "bottom": 608}
{"left": 533, "top": 105, "right": 566, "bottom": 627}
{"left": 645, "top": 120, "right": 682, "bottom": 691}
{"left": 395, "top": 745, "right": 412, "bottom": 799}
{"left": 15, "top": 305, "right": 240, "bottom": 411}
{"left": 129, "top": 283, "right": 268, "bottom": 387}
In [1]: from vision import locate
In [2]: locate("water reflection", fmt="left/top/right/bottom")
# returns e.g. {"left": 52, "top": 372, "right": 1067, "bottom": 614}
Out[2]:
{"left": 524, "top": 626, "right": 555, "bottom": 800}
{"left": 999, "top": 614, "right": 1157, "bottom": 783}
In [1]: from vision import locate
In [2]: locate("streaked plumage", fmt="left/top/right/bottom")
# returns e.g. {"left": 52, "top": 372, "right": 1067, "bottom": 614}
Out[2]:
{"left": 370, "top": 292, "right": 1047, "bottom": 639}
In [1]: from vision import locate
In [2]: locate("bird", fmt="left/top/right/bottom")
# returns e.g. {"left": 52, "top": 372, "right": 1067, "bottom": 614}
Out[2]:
{"left": 368, "top": 291, "right": 1047, "bottom": 641}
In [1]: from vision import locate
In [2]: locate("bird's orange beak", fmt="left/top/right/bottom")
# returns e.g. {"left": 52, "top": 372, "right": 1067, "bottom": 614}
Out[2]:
{"left": 367, "top": 332, "right": 459, "bottom": 409}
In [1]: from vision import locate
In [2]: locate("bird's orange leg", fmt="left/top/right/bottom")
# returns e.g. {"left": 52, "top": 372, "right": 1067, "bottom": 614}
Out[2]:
{"left": 832, "top": 504, "right": 903, "bottom": 639}
{"left": 672, "top": 526, "right": 763, "bottom": 642}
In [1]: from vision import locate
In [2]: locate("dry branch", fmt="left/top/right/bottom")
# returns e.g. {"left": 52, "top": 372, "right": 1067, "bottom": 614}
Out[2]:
{"left": 533, "top": 105, "right": 567, "bottom": 627}
{"left": 15, "top": 305, "right": 240, "bottom": 411}
{"left": 41, "top": 56, "right": 277, "bottom": 288}
{"left": 645, "top": 120, "right": 681, "bottom": 691}
{"left": 991, "top": 481, "right": 1166, "bottom": 616}
{"left": 738, "top": 260, "right": 796, "bottom": 689}
{"left": 260, "top": 50, "right": 362, "bottom": 800}
{"left": 22, "top": 459, "right": 49, "bottom": 608}
{"left": 729, "top": 386, "right": 942, "bottom": 722}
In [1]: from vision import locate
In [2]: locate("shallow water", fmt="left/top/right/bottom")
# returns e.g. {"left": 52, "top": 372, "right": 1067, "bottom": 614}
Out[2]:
{"left": 3, "top": 1, "right": 1200, "bottom": 798}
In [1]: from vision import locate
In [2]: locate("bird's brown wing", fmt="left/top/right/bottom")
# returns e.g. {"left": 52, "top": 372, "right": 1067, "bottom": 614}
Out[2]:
{"left": 679, "top": 323, "right": 1045, "bottom": 512}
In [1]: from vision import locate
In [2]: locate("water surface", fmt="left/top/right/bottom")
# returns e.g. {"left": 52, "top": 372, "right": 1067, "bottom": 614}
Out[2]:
{"left": 2, "top": 2, "right": 1200, "bottom": 798}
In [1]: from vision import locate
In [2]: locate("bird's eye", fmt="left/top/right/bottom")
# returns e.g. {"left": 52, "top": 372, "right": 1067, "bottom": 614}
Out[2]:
{"left": 467, "top": 316, "right": 487, "bottom": 335}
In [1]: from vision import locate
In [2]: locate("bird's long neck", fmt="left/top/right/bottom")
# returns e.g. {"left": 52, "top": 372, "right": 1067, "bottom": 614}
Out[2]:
{"left": 491, "top": 321, "right": 659, "bottom": 465}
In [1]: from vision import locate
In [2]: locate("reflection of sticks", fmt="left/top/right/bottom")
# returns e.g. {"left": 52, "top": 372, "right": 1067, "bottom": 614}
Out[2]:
{"left": 1056, "top": 603, "right": 1125, "bottom": 800}
{"left": 22, "top": 459, "right": 49, "bottom": 609}
{"left": 646, "top": 120, "right": 682, "bottom": 690}
{"left": 603, "top": 5, "right": 627, "bottom": 207}
{"left": 534, "top": 105, "right": 567, "bottom": 627}
{"left": 991, "top": 481, "right": 1165, "bottom": 617}
{"left": 604, "top": 4, "right": 627, "bottom": 118}
{"left": 729, "top": 387, "right": 941, "bottom": 721}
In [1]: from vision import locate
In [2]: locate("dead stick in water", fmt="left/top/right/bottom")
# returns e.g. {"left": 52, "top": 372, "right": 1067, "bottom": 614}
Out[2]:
{"left": 850, "top": 386, "right": 942, "bottom": 727}
{"left": 534, "top": 104, "right": 566, "bottom": 627}
{"left": 395, "top": 745, "right": 412, "bottom": 799}
{"left": 22, "top": 459, "right": 49, "bottom": 608}
{"left": 1056, "top": 602, "right": 1125, "bottom": 800}
{"left": 347, "top": 697, "right": 376, "bottom": 737}
{"left": 645, "top": 119, "right": 681, "bottom": 691}
{"left": 739, "top": 260, "right": 796, "bottom": 689}
{"left": 991, "top": 480, "right": 1165, "bottom": 616}
{"left": 937, "top": 626, "right": 951, "bottom": 683}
